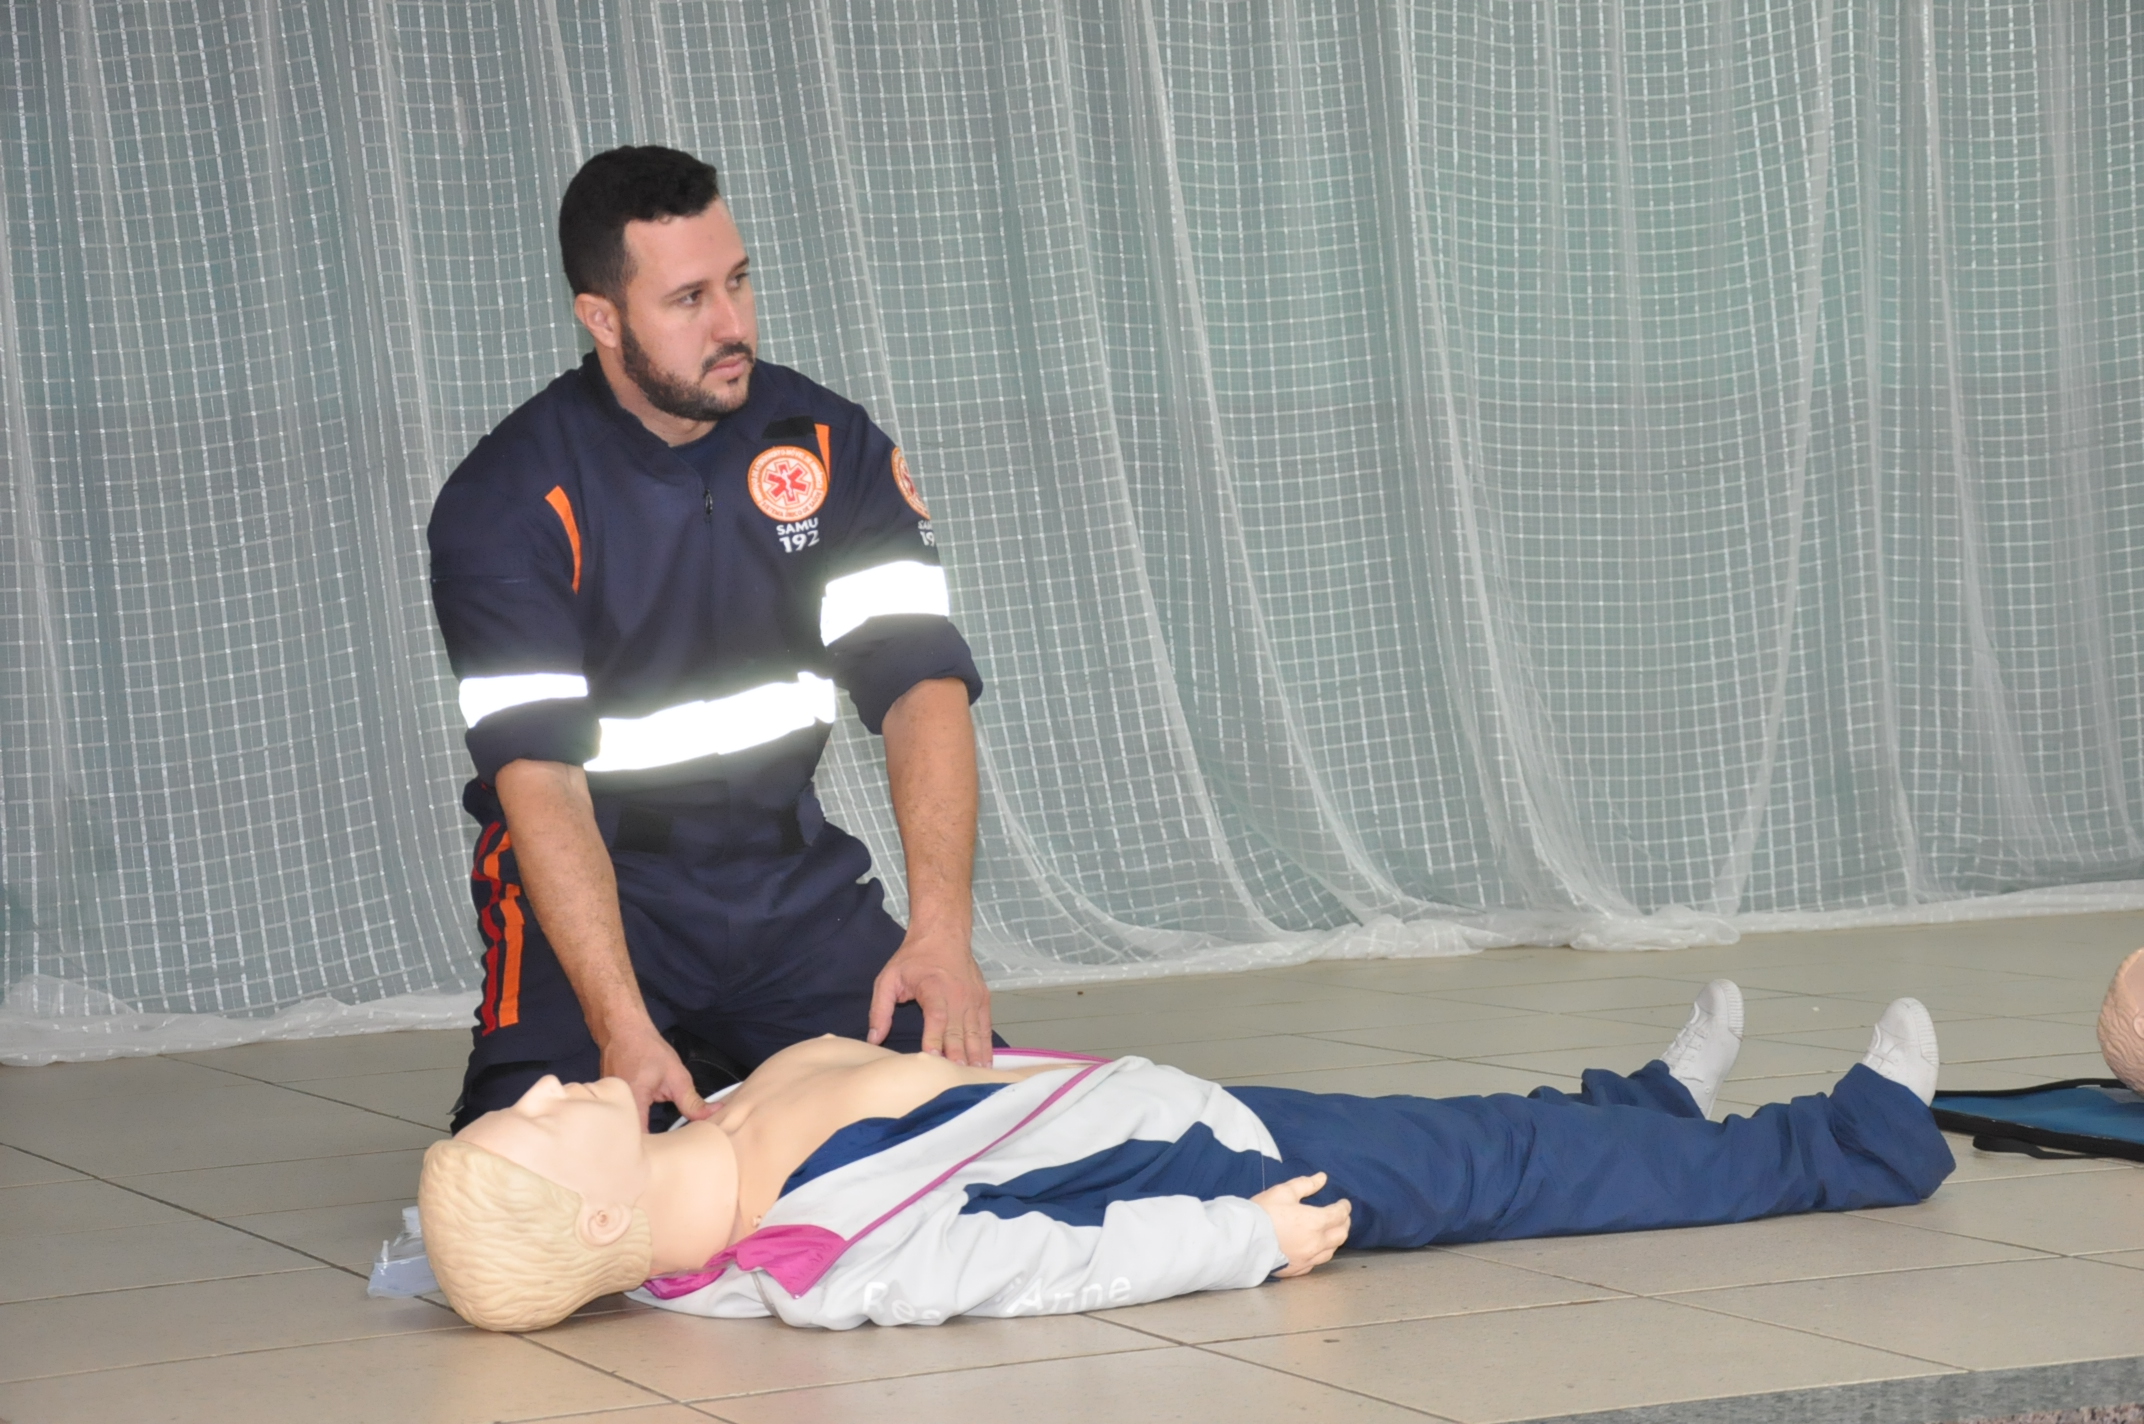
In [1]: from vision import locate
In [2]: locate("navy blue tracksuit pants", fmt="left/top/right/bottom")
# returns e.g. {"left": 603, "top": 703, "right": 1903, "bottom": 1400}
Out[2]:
{"left": 1232, "top": 1061, "right": 1954, "bottom": 1247}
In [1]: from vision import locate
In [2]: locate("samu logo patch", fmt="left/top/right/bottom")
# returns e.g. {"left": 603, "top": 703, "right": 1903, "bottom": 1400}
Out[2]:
{"left": 890, "top": 447, "right": 931, "bottom": 518}
{"left": 748, "top": 446, "right": 829, "bottom": 522}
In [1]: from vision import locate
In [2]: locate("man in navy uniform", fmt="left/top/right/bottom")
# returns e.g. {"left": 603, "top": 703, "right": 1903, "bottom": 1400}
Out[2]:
{"left": 429, "top": 146, "right": 992, "bottom": 1132}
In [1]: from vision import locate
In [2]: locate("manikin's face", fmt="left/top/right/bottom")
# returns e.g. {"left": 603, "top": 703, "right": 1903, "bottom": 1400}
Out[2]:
{"left": 588, "top": 201, "right": 758, "bottom": 425}
{"left": 458, "top": 1075, "right": 652, "bottom": 1214}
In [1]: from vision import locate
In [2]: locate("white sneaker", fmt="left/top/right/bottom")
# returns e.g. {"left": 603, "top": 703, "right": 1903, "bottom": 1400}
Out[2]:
{"left": 1862, "top": 998, "right": 1940, "bottom": 1104}
{"left": 1661, "top": 980, "right": 1744, "bottom": 1117}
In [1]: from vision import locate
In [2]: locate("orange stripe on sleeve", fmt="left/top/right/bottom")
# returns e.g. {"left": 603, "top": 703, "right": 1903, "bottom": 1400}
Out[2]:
{"left": 814, "top": 422, "right": 832, "bottom": 471}
{"left": 544, "top": 486, "right": 583, "bottom": 593}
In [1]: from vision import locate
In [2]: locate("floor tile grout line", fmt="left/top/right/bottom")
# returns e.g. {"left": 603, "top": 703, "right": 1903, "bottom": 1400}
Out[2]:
{"left": 1025, "top": 1029, "right": 1451, "bottom": 1058}
{"left": 1295, "top": 1020, "right": 1641, "bottom": 1045}
{"left": 1840, "top": 1208, "right": 2144, "bottom": 1257}
{"left": 1182, "top": 1338, "right": 1467, "bottom": 1421}
{"left": 994, "top": 987, "right": 1474, "bottom": 1028}
{"left": 0, "top": 1268, "right": 331, "bottom": 1309}
{"left": 498, "top": 1410, "right": 709, "bottom": 1424}
{"left": 0, "top": 1316, "right": 479, "bottom": 1387}
{"left": 3, "top": 1075, "right": 447, "bottom": 1152}
{"left": 514, "top": 1331, "right": 696, "bottom": 1411}
{"left": 1086, "top": 1313, "right": 1217, "bottom": 1347}
{"left": 1640, "top": 1287, "right": 1994, "bottom": 1375}
{"left": 266, "top": 1081, "right": 451, "bottom": 1134}
{"left": 0, "top": 1136, "right": 405, "bottom": 1286}
{"left": 232, "top": 1066, "right": 468, "bottom": 1089}
{"left": 1094, "top": 1288, "right": 1647, "bottom": 1348}
{"left": 0, "top": 1149, "right": 85, "bottom": 1187}
{"left": 1428, "top": 1248, "right": 2039, "bottom": 1300}
{"left": 131, "top": 1058, "right": 264, "bottom": 1089}
{"left": 0, "top": 1138, "right": 441, "bottom": 1177}
{"left": 1243, "top": 1033, "right": 2102, "bottom": 1079}
{"left": 102, "top": 1143, "right": 437, "bottom": 1184}
{"left": 164, "top": 1054, "right": 452, "bottom": 1085}
{"left": 1428, "top": 1229, "right": 2083, "bottom": 1304}
{"left": 0, "top": 1328, "right": 673, "bottom": 1403}
{"left": 0, "top": 1130, "right": 440, "bottom": 1199}
{"left": 166, "top": 1061, "right": 457, "bottom": 1135}
{"left": 1641, "top": 1251, "right": 2077, "bottom": 1301}
{"left": 575, "top": 1335, "right": 1184, "bottom": 1405}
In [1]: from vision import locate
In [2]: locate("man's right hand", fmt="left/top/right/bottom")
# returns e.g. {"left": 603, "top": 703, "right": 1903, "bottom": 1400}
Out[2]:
{"left": 599, "top": 1021, "right": 713, "bottom": 1128}
{"left": 496, "top": 760, "right": 717, "bottom": 1131}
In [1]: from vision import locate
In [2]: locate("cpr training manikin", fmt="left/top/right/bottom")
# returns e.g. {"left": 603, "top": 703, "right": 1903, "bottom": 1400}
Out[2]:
{"left": 419, "top": 981, "right": 1958, "bottom": 1332}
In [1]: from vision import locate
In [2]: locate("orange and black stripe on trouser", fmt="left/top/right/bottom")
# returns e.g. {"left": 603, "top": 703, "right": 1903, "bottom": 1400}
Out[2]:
{"left": 470, "top": 819, "right": 527, "bottom": 1035}
{"left": 453, "top": 816, "right": 615, "bottom": 1131}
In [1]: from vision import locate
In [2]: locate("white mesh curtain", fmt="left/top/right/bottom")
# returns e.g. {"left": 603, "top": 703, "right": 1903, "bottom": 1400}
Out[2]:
{"left": 5, "top": 1, "right": 2143, "bottom": 1062}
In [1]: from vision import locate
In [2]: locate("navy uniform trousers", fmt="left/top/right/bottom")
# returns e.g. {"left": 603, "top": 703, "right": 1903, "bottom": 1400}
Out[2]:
{"left": 1232, "top": 1060, "right": 1954, "bottom": 1246}
{"left": 451, "top": 791, "right": 946, "bottom": 1133}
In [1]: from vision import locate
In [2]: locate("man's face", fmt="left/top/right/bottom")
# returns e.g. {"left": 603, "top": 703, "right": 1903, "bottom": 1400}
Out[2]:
{"left": 610, "top": 201, "right": 758, "bottom": 423}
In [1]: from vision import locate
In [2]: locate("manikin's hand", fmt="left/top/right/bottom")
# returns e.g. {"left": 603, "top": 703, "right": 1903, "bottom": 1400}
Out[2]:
{"left": 867, "top": 928, "right": 994, "bottom": 1066}
{"left": 599, "top": 1021, "right": 712, "bottom": 1129}
{"left": 1252, "top": 1172, "right": 1351, "bottom": 1278}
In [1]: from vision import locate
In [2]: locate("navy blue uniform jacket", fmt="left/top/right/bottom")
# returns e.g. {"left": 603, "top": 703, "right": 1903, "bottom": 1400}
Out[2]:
{"left": 428, "top": 353, "right": 982, "bottom": 824}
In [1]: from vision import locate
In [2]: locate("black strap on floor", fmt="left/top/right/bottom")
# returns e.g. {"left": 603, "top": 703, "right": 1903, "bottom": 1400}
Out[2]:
{"left": 1968, "top": 1133, "right": 2099, "bottom": 1161}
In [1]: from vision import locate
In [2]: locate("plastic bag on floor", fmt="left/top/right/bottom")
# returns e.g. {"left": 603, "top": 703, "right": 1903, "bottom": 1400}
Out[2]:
{"left": 367, "top": 1205, "right": 437, "bottom": 1297}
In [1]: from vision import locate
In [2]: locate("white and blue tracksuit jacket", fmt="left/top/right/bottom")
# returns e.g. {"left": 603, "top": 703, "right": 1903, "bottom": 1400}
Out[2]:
{"left": 630, "top": 1052, "right": 1290, "bottom": 1329}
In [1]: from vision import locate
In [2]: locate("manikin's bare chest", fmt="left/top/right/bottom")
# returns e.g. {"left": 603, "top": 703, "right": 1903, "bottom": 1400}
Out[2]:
{"left": 717, "top": 1042, "right": 1061, "bottom": 1234}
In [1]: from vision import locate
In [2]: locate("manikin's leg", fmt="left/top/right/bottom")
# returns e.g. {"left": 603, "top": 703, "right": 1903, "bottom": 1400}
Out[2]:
{"left": 1230, "top": 993, "right": 1953, "bottom": 1251}
{"left": 1525, "top": 978, "right": 1746, "bottom": 1118}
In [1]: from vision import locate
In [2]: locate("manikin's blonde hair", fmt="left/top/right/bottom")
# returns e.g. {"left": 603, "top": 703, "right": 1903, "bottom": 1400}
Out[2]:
{"left": 418, "top": 1138, "right": 653, "bottom": 1332}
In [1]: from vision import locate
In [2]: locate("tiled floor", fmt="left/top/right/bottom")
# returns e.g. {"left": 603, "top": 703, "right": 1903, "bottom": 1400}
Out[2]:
{"left": 3, "top": 913, "right": 2141, "bottom": 1423}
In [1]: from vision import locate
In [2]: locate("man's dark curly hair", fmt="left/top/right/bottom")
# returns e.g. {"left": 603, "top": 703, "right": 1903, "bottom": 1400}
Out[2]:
{"left": 558, "top": 146, "right": 721, "bottom": 300}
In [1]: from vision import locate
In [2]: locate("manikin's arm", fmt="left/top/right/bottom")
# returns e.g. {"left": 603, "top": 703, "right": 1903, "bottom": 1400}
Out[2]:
{"left": 869, "top": 678, "right": 993, "bottom": 1064}
{"left": 494, "top": 759, "right": 710, "bottom": 1125}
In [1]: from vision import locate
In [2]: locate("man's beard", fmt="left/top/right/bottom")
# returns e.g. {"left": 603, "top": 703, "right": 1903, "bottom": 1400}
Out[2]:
{"left": 619, "top": 320, "right": 755, "bottom": 423}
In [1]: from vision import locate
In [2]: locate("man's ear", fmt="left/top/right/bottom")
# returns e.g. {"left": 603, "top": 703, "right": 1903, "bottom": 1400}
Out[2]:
{"left": 574, "top": 291, "right": 621, "bottom": 351}
{"left": 577, "top": 1201, "right": 633, "bottom": 1248}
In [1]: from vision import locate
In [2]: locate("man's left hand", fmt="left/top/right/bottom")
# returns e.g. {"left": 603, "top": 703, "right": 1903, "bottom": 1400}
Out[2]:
{"left": 868, "top": 929, "right": 993, "bottom": 1065}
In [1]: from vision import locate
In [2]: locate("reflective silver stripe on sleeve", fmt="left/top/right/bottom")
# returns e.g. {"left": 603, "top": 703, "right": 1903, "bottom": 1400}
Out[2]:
{"left": 458, "top": 673, "right": 591, "bottom": 729}
{"left": 582, "top": 672, "right": 838, "bottom": 773}
{"left": 819, "top": 561, "right": 951, "bottom": 646}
